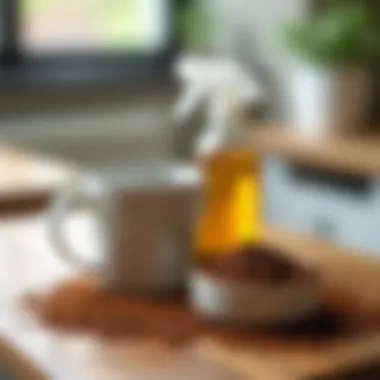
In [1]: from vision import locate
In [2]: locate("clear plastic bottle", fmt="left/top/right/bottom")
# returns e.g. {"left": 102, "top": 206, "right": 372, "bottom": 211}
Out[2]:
{"left": 173, "top": 56, "right": 265, "bottom": 261}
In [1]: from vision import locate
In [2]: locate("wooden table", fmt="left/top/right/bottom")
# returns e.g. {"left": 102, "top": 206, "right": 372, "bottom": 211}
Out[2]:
{"left": 251, "top": 126, "right": 380, "bottom": 176}
{"left": 0, "top": 146, "right": 73, "bottom": 215}
{"left": 2, "top": 216, "right": 380, "bottom": 379}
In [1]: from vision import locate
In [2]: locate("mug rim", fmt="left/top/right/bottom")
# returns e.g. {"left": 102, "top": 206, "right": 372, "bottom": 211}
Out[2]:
{"left": 86, "top": 163, "right": 202, "bottom": 192}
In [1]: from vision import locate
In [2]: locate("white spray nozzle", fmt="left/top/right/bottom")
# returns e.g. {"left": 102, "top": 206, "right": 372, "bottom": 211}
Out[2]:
{"left": 173, "top": 56, "right": 266, "bottom": 157}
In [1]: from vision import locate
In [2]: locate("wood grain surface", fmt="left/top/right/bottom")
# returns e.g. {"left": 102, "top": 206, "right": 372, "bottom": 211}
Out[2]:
{"left": 0, "top": 145, "right": 73, "bottom": 215}
{"left": 1, "top": 216, "right": 380, "bottom": 379}
{"left": 251, "top": 126, "right": 380, "bottom": 176}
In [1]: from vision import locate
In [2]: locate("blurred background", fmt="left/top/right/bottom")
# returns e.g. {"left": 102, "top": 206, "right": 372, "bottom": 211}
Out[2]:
{"left": 0, "top": 0, "right": 378, "bottom": 211}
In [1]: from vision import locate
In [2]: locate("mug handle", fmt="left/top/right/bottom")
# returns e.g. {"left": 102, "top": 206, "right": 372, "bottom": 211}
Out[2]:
{"left": 47, "top": 178, "right": 103, "bottom": 272}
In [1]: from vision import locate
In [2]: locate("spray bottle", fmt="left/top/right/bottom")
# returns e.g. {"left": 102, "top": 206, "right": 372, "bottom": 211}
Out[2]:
{"left": 173, "top": 56, "right": 266, "bottom": 258}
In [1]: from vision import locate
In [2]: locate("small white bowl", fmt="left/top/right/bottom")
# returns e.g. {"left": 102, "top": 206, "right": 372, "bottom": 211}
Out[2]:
{"left": 189, "top": 269, "right": 319, "bottom": 325}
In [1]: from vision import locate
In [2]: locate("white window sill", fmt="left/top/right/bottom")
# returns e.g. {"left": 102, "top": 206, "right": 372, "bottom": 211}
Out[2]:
{"left": 0, "top": 104, "right": 175, "bottom": 167}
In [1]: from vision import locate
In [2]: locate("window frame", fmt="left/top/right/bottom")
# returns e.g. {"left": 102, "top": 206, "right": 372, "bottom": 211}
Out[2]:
{"left": 0, "top": 0, "right": 188, "bottom": 88}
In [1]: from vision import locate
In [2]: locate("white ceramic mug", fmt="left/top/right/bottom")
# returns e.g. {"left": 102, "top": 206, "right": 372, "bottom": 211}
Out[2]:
{"left": 47, "top": 164, "right": 201, "bottom": 293}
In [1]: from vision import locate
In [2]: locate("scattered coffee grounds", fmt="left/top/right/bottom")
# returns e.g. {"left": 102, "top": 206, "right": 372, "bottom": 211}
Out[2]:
{"left": 23, "top": 277, "right": 200, "bottom": 346}
{"left": 201, "top": 244, "right": 314, "bottom": 285}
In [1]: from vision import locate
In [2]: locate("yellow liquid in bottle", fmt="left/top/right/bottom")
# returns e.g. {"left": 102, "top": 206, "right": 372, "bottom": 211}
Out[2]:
{"left": 195, "top": 148, "right": 261, "bottom": 259}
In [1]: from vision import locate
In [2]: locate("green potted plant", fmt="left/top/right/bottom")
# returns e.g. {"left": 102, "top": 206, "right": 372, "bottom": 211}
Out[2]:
{"left": 175, "top": 4, "right": 214, "bottom": 56}
{"left": 284, "top": 0, "right": 380, "bottom": 137}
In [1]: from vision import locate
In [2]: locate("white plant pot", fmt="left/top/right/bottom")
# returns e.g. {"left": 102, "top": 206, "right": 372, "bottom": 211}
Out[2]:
{"left": 289, "top": 63, "right": 372, "bottom": 138}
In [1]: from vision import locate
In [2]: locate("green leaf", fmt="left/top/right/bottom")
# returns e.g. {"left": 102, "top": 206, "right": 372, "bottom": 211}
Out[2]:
{"left": 175, "top": 6, "right": 213, "bottom": 51}
{"left": 283, "top": 1, "right": 380, "bottom": 66}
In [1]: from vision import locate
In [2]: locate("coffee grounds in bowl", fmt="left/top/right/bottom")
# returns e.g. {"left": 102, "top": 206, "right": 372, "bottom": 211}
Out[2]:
{"left": 201, "top": 244, "right": 314, "bottom": 285}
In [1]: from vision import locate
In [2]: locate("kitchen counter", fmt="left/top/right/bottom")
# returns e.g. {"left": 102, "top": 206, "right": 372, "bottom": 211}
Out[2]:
{"left": 2, "top": 216, "right": 380, "bottom": 379}
{"left": 0, "top": 146, "right": 73, "bottom": 215}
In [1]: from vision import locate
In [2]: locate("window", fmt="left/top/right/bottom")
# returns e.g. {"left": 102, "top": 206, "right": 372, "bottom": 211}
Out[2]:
{"left": 20, "top": 0, "right": 169, "bottom": 54}
{"left": 0, "top": 0, "right": 183, "bottom": 86}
